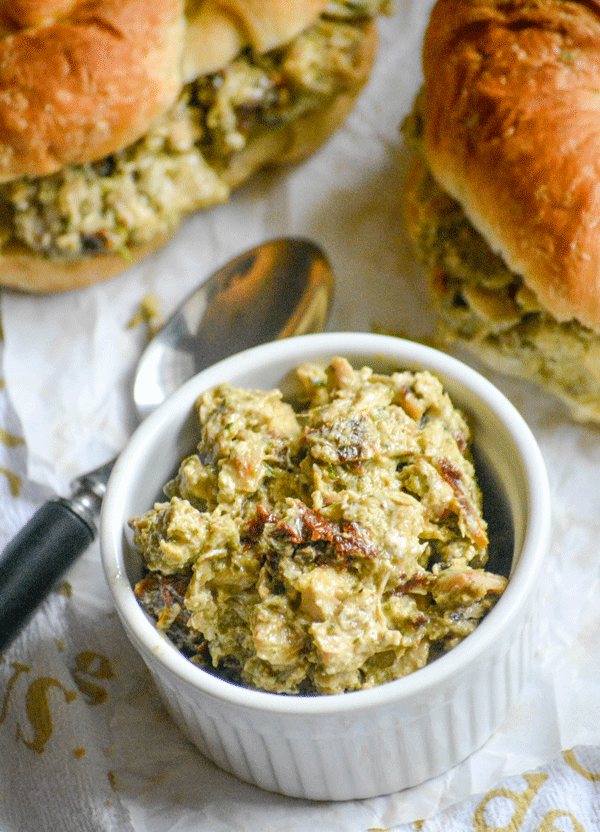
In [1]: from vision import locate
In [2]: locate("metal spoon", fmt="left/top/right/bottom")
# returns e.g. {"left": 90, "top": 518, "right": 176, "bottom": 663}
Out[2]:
{"left": 0, "top": 238, "right": 334, "bottom": 650}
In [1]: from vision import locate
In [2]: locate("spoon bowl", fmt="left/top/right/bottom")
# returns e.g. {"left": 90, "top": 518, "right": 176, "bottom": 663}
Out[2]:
{"left": 134, "top": 238, "right": 332, "bottom": 420}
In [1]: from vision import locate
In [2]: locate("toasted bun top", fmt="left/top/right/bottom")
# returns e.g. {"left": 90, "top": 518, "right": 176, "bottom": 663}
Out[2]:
{"left": 0, "top": 0, "right": 329, "bottom": 182}
{"left": 420, "top": 0, "right": 600, "bottom": 332}
{"left": 183, "top": 0, "right": 330, "bottom": 80}
{"left": 0, "top": 0, "right": 186, "bottom": 181}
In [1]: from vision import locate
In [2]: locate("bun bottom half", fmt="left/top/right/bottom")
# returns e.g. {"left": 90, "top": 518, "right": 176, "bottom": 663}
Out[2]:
{"left": 0, "top": 22, "right": 377, "bottom": 295}
{"left": 404, "top": 155, "right": 600, "bottom": 424}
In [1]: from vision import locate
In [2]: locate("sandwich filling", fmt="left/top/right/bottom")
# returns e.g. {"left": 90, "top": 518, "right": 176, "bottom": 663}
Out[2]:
{"left": 403, "top": 97, "right": 600, "bottom": 422}
{"left": 130, "top": 357, "right": 506, "bottom": 695}
{"left": 0, "top": 1, "right": 389, "bottom": 263}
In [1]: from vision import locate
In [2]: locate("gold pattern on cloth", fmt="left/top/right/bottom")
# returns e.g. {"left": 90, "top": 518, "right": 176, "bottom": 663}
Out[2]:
{"left": 16, "top": 677, "right": 78, "bottom": 753}
{"left": 0, "top": 425, "right": 24, "bottom": 447}
{"left": 0, "top": 653, "right": 114, "bottom": 754}
{"left": 401, "top": 748, "right": 600, "bottom": 831}
{"left": 563, "top": 748, "right": 600, "bottom": 781}
{"left": 0, "top": 375, "right": 24, "bottom": 495}
{"left": 473, "top": 773, "right": 548, "bottom": 832}
{"left": 0, "top": 466, "right": 20, "bottom": 495}
{"left": 71, "top": 651, "right": 114, "bottom": 706}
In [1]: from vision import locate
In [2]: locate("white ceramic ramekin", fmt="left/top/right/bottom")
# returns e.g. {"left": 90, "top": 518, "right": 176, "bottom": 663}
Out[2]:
{"left": 100, "top": 332, "right": 551, "bottom": 801}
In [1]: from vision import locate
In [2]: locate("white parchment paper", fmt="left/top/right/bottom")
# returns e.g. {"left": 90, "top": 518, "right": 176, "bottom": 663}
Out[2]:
{"left": 2, "top": 2, "right": 600, "bottom": 829}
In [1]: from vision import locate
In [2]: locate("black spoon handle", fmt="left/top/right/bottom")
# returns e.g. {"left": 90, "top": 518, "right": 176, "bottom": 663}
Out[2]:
{"left": 0, "top": 500, "right": 94, "bottom": 649}
{"left": 0, "top": 460, "right": 114, "bottom": 651}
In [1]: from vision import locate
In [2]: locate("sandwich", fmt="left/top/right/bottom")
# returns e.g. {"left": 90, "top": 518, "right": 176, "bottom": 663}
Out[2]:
{"left": 0, "top": 0, "right": 389, "bottom": 293}
{"left": 403, "top": 0, "right": 600, "bottom": 423}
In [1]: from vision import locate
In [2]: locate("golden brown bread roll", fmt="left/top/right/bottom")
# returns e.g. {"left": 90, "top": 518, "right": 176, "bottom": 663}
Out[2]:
{"left": 0, "top": 0, "right": 185, "bottom": 181}
{"left": 403, "top": 0, "right": 600, "bottom": 423}
{"left": 0, "top": 0, "right": 385, "bottom": 292}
